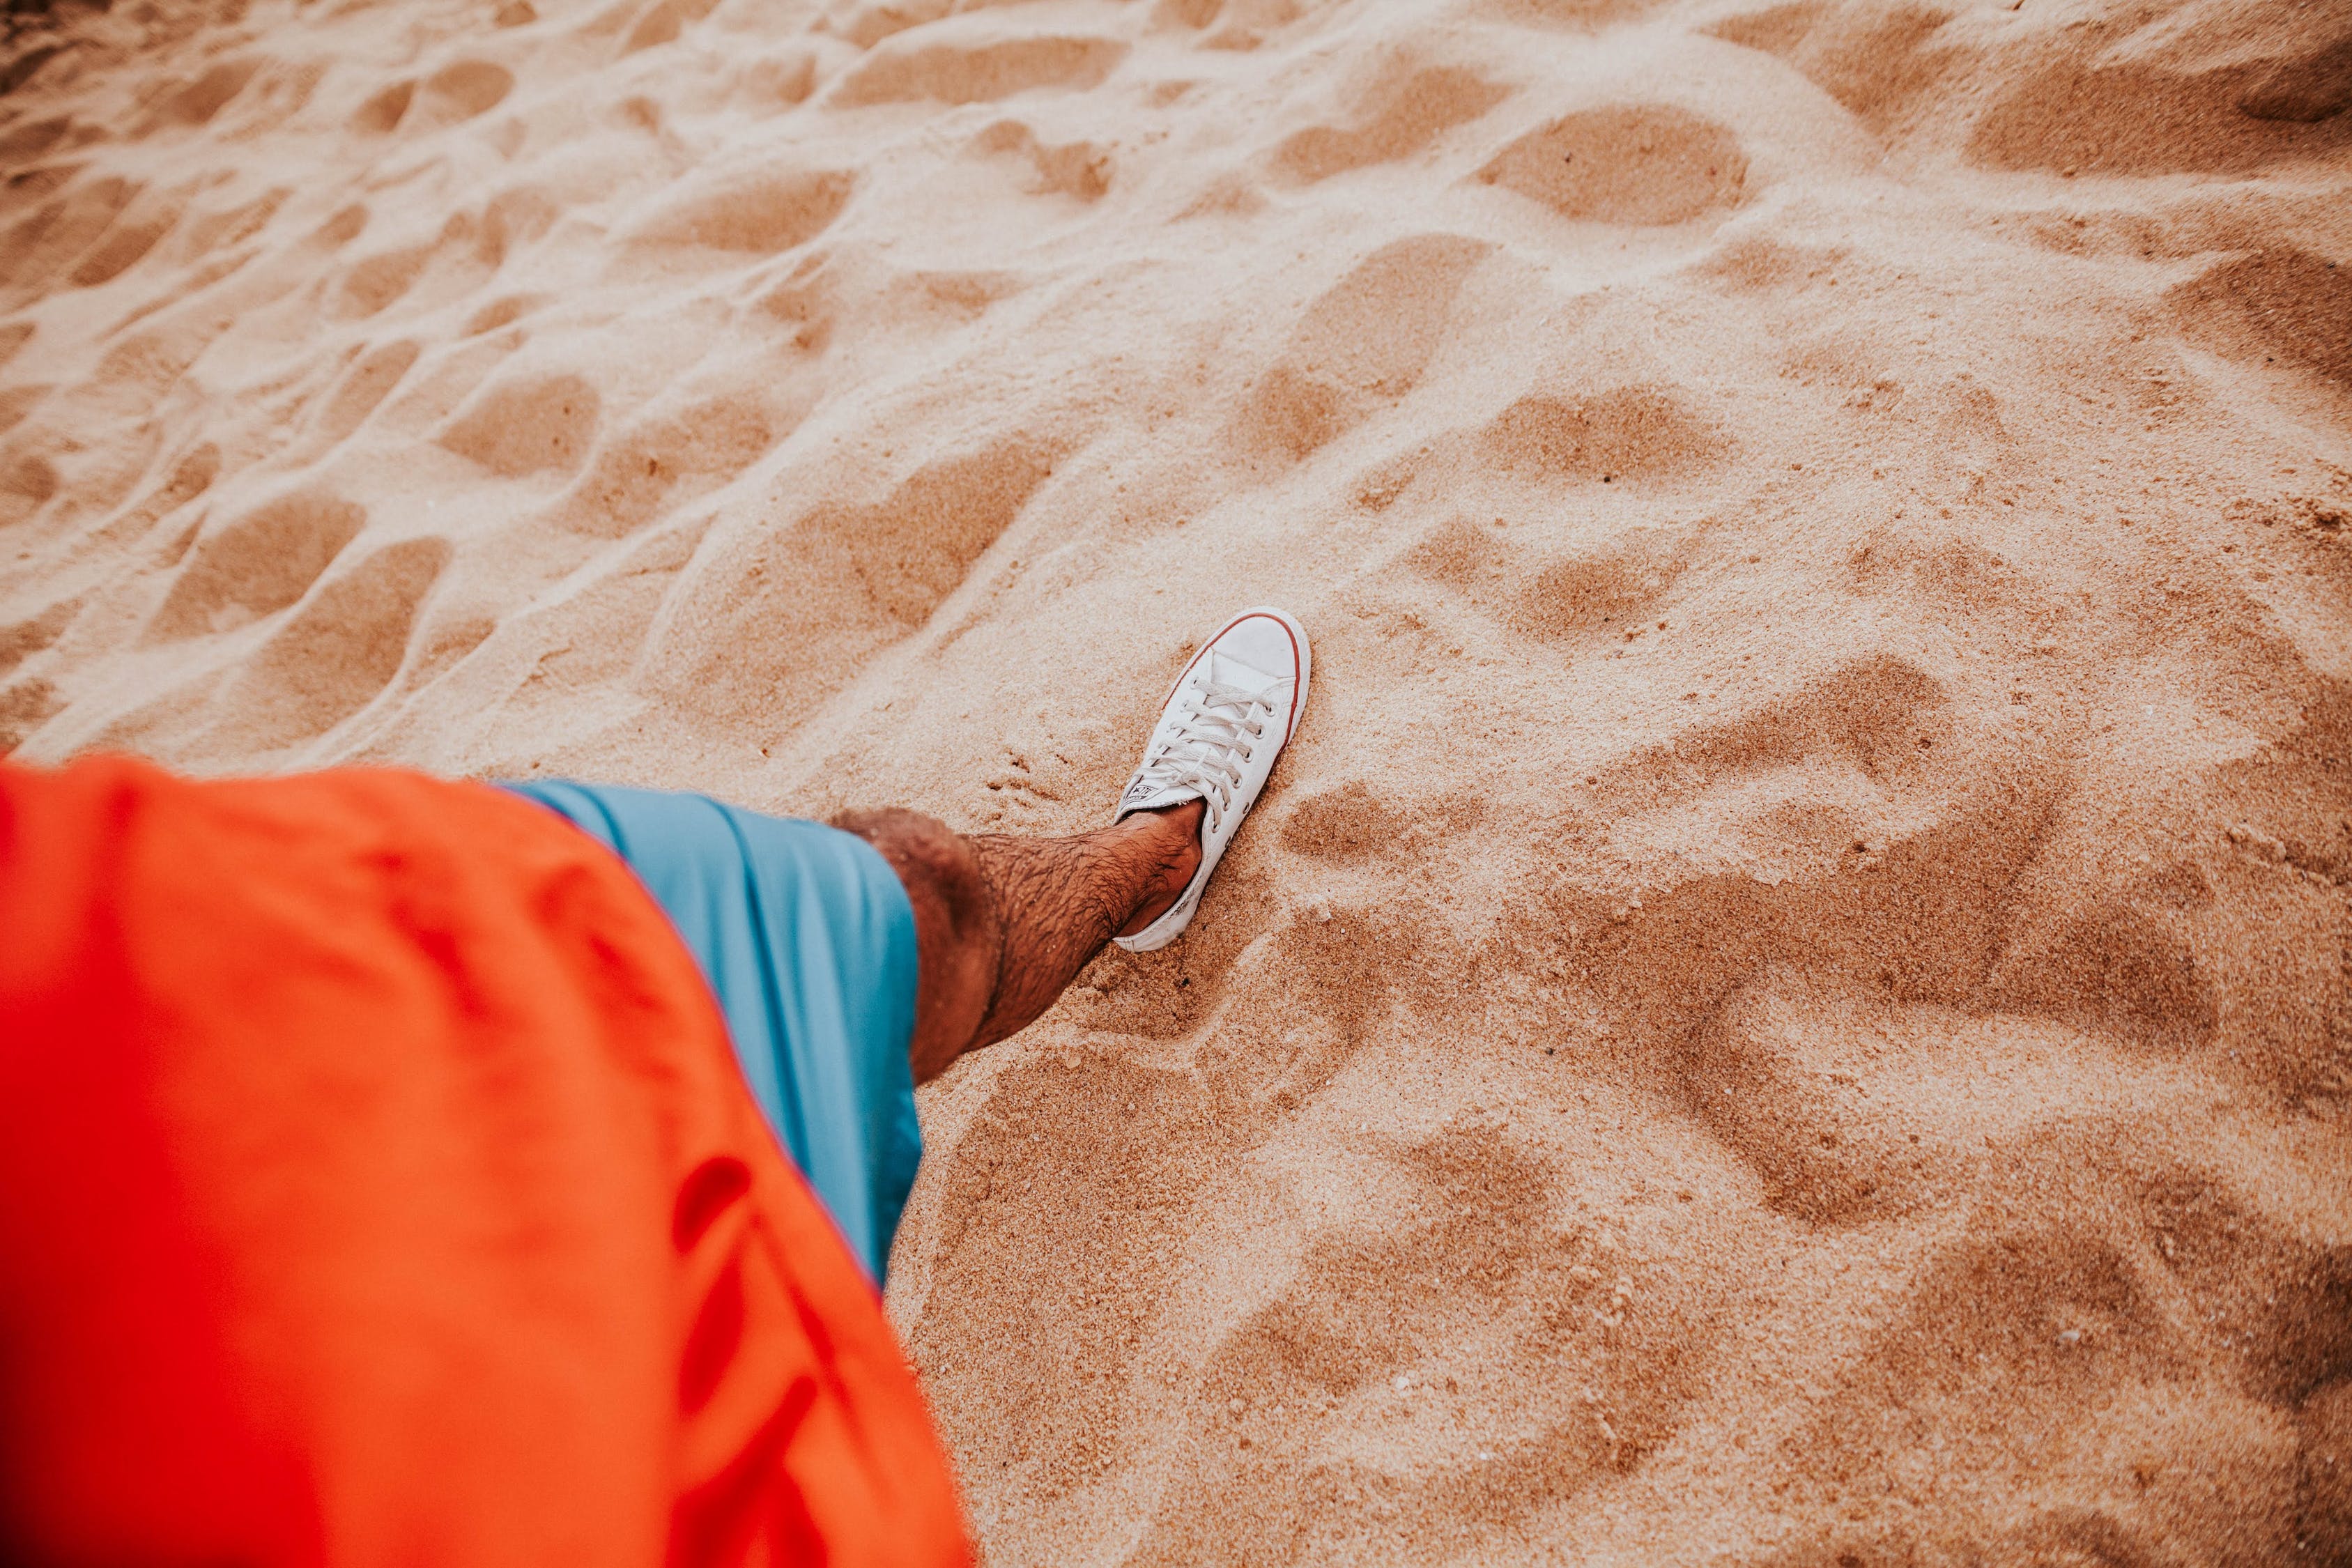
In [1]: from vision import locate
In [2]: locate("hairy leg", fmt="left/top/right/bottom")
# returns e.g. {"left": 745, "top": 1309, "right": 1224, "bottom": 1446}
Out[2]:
{"left": 836, "top": 801, "right": 1205, "bottom": 1083}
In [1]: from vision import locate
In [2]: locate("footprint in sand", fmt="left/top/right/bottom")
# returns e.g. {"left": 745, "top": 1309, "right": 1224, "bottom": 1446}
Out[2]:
{"left": 546, "top": 392, "right": 783, "bottom": 540}
{"left": 63, "top": 185, "right": 182, "bottom": 289}
{"left": 80, "top": 443, "right": 220, "bottom": 555}
{"left": 142, "top": 57, "right": 261, "bottom": 132}
{"left": 145, "top": 491, "right": 368, "bottom": 641}
{"left": 1405, "top": 514, "right": 1689, "bottom": 645}
{"left": 1279, "top": 778, "right": 1414, "bottom": 861}
{"left": 0, "top": 599, "right": 75, "bottom": 685}
{"left": 0, "top": 174, "right": 140, "bottom": 298}
{"left": 1270, "top": 54, "right": 1511, "bottom": 183}
{"left": 0, "top": 381, "right": 48, "bottom": 438}
{"left": 1236, "top": 233, "right": 1491, "bottom": 463}
{"left": 0, "top": 449, "right": 59, "bottom": 530}
{"left": 1480, "top": 385, "right": 1729, "bottom": 484}
{"left": 811, "top": 440, "right": 1062, "bottom": 631}
{"left": 831, "top": 31, "right": 1128, "bottom": 107}
{"left": 176, "top": 185, "right": 291, "bottom": 261}
{"left": 627, "top": 167, "right": 855, "bottom": 258}
{"left": 2168, "top": 246, "right": 2352, "bottom": 392}
{"left": 0, "top": 675, "right": 63, "bottom": 753}
{"left": 202, "top": 537, "right": 453, "bottom": 752}
{"left": 313, "top": 341, "right": 422, "bottom": 445}
{"left": 618, "top": 0, "right": 722, "bottom": 56}
{"left": 350, "top": 79, "right": 417, "bottom": 136}
{"left": 0, "top": 115, "right": 72, "bottom": 163}
{"left": 659, "top": 436, "right": 1061, "bottom": 721}
{"left": 437, "top": 372, "right": 600, "bottom": 479}
{"left": 1968, "top": 21, "right": 2352, "bottom": 176}
{"left": 329, "top": 199, "right": 525, "bottom": 321}
{"left": 348, "top": 60, "right": 514, "bottom": 137}
{"left": 1477, "top": 105, "right": 1748, "bottom": 226}
{"left": 421, "top": 61, "right": 516, "bottom": 125}
{"left": 1990, "top": 898, "right": 2218, "bottom": 1053}
{"left": 968, "top": 121, "right": 1114, "bottom": 201}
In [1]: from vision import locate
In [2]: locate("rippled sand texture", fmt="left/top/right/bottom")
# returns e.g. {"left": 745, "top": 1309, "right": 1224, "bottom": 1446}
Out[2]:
{"left": 4, "top": 0, "right": 2351, "bottom": 1560}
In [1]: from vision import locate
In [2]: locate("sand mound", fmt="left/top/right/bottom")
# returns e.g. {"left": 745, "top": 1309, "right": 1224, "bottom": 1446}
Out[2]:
{"left": 3, "top": 0, "right": 2349, "bottom": 1560}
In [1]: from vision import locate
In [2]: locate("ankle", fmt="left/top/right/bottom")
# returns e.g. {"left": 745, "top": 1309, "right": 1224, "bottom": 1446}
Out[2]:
{"left": 1114, "top": 799, "right": 1205, "bottom": 937}
{"left": 1127, "top": 799, "right": 1204, "bottom": 868}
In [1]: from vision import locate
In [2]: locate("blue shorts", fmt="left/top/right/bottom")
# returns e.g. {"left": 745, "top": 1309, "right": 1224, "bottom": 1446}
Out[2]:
{"left": 501, "top": 781, "right": 921, "bottom": 1284}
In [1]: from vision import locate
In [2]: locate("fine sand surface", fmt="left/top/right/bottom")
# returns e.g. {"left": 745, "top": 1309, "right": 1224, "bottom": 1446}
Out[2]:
{"left": 5, "top": 0, "right": 2351, "bottom": 1560}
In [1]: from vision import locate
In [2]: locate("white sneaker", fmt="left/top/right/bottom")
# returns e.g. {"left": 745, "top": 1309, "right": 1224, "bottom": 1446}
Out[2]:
{"left": 1112, "top": 606, "right": 1311, "bottom": 952}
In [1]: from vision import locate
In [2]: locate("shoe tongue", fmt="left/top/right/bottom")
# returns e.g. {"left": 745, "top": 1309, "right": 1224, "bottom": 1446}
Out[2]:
{"left": 1117, "top": 778, "right": 1202, "bottom": 820}
{"left": 1205, "top": 647, "right": 1281, "bottom": 689}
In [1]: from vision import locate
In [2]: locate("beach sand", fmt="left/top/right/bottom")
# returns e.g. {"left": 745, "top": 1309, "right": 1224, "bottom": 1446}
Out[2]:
{"left": 3, "top": 0, "right": 2350, "bottom": 1560}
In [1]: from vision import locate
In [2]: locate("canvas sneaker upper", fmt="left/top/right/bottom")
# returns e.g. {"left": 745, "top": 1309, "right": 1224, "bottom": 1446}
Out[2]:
{"left": 1112, "top": 607, "right": 1310, "bottom": 952}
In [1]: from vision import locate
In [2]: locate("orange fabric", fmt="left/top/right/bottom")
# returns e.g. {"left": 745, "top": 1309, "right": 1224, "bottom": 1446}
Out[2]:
{"left": 0, "top": 755, "right": 968, "bottom": 1568}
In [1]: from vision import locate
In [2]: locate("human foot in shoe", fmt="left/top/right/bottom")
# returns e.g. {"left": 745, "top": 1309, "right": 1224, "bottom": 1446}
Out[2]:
{"left": 1112, "top": 607, "right": 1311, "bottom": 951}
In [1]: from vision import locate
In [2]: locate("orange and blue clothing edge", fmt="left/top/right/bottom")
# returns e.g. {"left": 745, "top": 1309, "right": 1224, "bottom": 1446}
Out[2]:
{"left": 0, "top": 755, "right": 970, "bottom": 1568}
{"left": 498, "top": 778, "right": 923, "bottom": 1287}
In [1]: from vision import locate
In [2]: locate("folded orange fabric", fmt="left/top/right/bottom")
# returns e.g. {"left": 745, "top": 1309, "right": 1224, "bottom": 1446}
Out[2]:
{"left": 0, "top": 754, "right": 968, "bottom": 1568}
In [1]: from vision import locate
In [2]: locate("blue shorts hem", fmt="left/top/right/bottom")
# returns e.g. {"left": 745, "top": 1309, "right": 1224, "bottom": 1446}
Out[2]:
{"left": 500, "top": 780, "right": 921, "bottom": 1284}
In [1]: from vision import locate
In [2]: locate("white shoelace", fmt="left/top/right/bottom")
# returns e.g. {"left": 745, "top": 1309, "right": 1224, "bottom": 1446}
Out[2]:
{"left": 1133, "top": 677, "right": 1284, "bottom": 830}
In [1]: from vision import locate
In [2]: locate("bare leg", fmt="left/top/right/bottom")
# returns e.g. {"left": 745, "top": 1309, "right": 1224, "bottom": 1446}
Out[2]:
{"left": 834, "top": 801, "right": 1206, "bottom": 1083}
